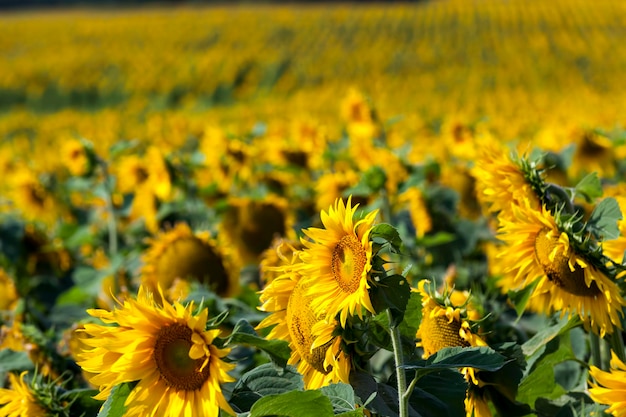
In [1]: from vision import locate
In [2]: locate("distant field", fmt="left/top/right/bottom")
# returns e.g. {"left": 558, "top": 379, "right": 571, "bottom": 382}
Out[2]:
{"left": 1, "top": 0, "right": 625, "bottom": 151}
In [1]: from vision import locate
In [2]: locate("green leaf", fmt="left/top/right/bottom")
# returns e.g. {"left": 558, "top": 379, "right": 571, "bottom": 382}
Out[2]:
{"left": 521, "top": 315, "right": 580, "bottom": 357}
{"left": 97, "top": 383, "right": 132, "bottom": 417}
{"left": 0, "top": 349, "right": 34, "bottom": 373}
{"left": 230, "top": 364, "right": 304, "bottom": 412}
{"left": 575, "top": 173, "right": 603, "bottom": 203}
{"left": 335, "top": 410, "right": 366, "bottom": 417}
{"left": 587, "top": 197, "right": 622, "bottom": 240}
{"left": 320, "top": 383, "right": 358, "bottom": 413}
{"left": 404, "top": 346, "right": 508, "bottom": 372}
{"left": 227, "top": 320, "right": 291, "bottom": 367}
{"left": 369, "top": 274, "right": 411, "bottom": 325}
{"left": 250, "top": 390, "right": 334, "bottom": 417}
{"left": 371, "top": 223, "right": 403, "bottom": 252}
{"left": 409, "top": 369, "right": 466, "bottom": 417}
{"left": 508, "top": 279, "right": 539, "bottom": 318}
{"left": 518, "top": 337, "right": 576, "bottom": 407}
{"left": 417, "top": 232, "right": 456, "bottom": 248}
{"left": 398, "top": 291, "right": 422, "bottom": 342}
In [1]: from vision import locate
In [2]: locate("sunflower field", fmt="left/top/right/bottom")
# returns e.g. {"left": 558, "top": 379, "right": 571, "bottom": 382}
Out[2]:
{"left": 2, "top": 0, "right": 626, "bottom": 416}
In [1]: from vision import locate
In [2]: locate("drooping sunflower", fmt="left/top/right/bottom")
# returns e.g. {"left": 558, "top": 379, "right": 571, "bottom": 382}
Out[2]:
{"left": 298, "top": 197, "right": 378, "bottom": 327}
{"left": 471, "top": 140, "right": 540, "bottom": 218}
{"left": 588, "top": 351, "right": 626, "bottom": 416}
{"left": 497, "top": 200, "right": 626, "bottom": 337}
{"left": 0, "top": 371, "right": 48, "bottom": 417}
{"left": 415, "top": 280, "right": 490, "bottom": 417}
{"left": 77, "top": 285, "right": 235, "bottom": 417}
{"left": 415, "top": 280, "right": 487, "bottom": 359}
{"left": 257, "top": 251, "right": 351, "bottom": 389}
{"left": 140, "top": 223, "right": 237, "bottom": 303}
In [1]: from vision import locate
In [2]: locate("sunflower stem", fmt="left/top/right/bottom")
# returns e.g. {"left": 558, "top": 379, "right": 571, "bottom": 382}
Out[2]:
{"left": 98, "top": 158, "right": 120, "bottom": 295}
{"left": 590, "top": 332, "right": 604, "bottom": 370}
{"left": 610, "top": 330, "right": 626, "bottom": 363}
{"left": 387, "top": 309, "right": 408, "bottom": 417}
{"left": 380, "top": 188, "right": 393, "bottom": 224}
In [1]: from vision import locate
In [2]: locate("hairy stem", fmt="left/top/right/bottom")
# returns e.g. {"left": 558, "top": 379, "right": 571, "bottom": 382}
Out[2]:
{"left": 387, "top": 309, "right": 407, "bottom": 417}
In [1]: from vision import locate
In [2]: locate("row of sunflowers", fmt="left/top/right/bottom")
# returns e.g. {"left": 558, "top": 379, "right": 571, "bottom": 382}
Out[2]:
{"left": 2, "top": 0, "right": 626, "bottom": 416}
{"left": 1, "top": 86, "right": 626, "bottom": 416}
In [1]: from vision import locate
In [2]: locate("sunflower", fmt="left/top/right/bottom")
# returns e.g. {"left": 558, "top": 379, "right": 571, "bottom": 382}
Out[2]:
{"left": 61, "top": 137, "right": 91, "bottom": 177}
{"left": 588, "top": 351, "right": 626, "bottom": 416}
{"left": 415, "top": 280, "right": 489, "bottom": 417}
{"left": 257, "top": 253, "right": 351, "bottom": 389}
{"left": 6, "top": 166, "right": 64, "bottom": 228}
{"left": 415, "top": 280, "right": 487, "bottom": 360}
{"left": 0, "top": 371, "right": 48, "bottom": 417}
{"left": 497, "top": 200, "right": 626, "bottom": 337}
{"left": 471, "top": 140, "right": 540, "bottom": 218}
{"left": 219, "top": 195, "right": 294, "bottom": 266}
{"left": 298, "top": 197, "right": 378, "bottom": 327}
{"left": 259, "top": 238, "right": 304, "bottom": 286}
{"left": 141, "top": 223, "right": 237, "bottom": 303}
{"left": 77, "top": 285, "right": 235, "bottom": 417}
{"left": 314, "top": 169, "right": 361, "bottom": 213}
{"left": 569, "top": 129, "right": 615, "bottom": 180}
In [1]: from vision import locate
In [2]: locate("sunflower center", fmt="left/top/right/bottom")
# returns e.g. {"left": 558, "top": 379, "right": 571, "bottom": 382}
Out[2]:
{"left": 287, "top": 281, "right": 332, "bottom": 375}
{"left": 153, "top": 323, "right": 210, "bottom": 391}
{"left": 331, "top": 235, "right": 367, "bottom": 293}
{"left": 534, "top": 229, "right": 601, "bottom": 296}
{"left": 156, "top": 237, "right": 229, "bottom": 295}
{"left": 420, "top": 313, "right": 469, "bottom": 358}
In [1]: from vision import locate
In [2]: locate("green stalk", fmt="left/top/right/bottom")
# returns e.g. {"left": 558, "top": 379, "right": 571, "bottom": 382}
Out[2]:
{"left": 387, "top": 309, "right": 407, "bottom": 417}
{"left": 610, "top": 330, "right": 626, "bottom": 363}
{"left": 380, "top": 188, "right": 393, "bottom": 224}
{"left": 590, "top": 332, "right": 604, "bottom": 370}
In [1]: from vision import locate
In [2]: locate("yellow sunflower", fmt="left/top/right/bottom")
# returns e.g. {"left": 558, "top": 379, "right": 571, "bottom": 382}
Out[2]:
{"left": 415, "top": 280, "right": 487, "bottom": 360}
{"left": 298, "top": 197, "right": 378, "bottom": 327}
{"left": 259, "top": 238, "right": 304, "bottom": 286}
{"left": 569, "top": 129, "right": 615, "bottom": 180}
{"left": 77, "top": 285, "right": 235, "bottom": 417}
{"left": 141, "top": 223, "right": 237, "bottom": 303}
{"left": 257, "top": 256, "right": 351, "bottom": 389}
{"left": 219, "top": 195, "right": 294, "bottom": 266}
{"left": 497, "top": 200, "right": 626, "bottom": 337}
{"left": 415, "top": 280, "right": 489, "bottom": 417}
{"left": 314, "top": 169, "right": 361, "bottom": 213}
{"left": 588, "top": 351, "right": 626, "bottom": 416}
{"left": 61, "top": 137, "right": 91, "bottom": 177}
{"left": 471, "top": 140, "right": 540, "bottom": 218}
{"left": 0, "top": 371, "right": 47, "bottom": 417}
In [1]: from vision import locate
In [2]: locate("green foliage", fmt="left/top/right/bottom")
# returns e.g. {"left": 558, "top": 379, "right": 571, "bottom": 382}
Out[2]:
{"left": 250, "top": 390, "right": 334, "bottom": 417}
{"left": 231, "top": 364, "right": 304, "bottom": 413}
{"left": 226, "top": 320, "right": 291, "bottom": 368}
{"left": 587, "top": 197, "right": 623, "bottom": 240}
{"left": 97, "top": 383, "right": 132, "bottom": 417}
